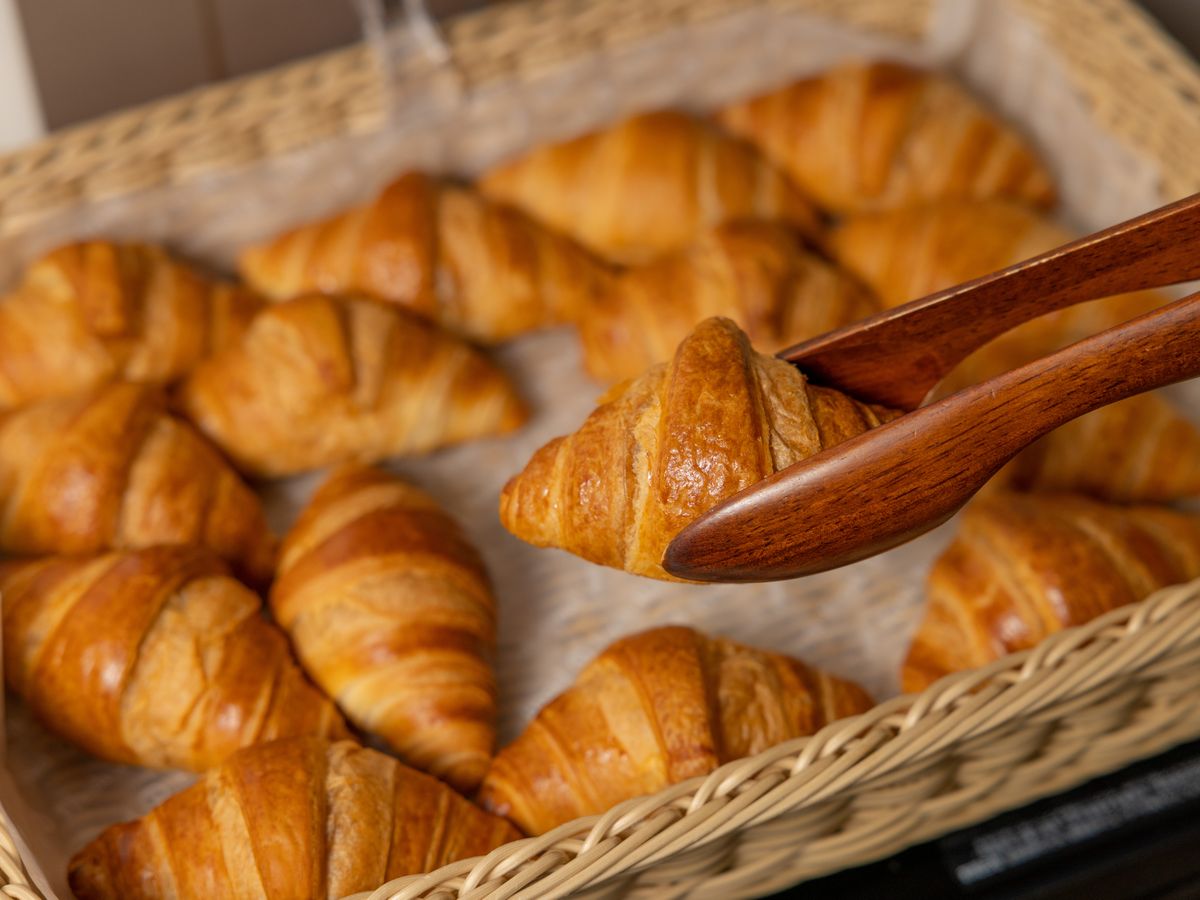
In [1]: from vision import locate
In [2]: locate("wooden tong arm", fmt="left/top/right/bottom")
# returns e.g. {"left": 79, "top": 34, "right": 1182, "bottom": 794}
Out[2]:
{"left": 664, "top": 291, "right": 1200, "bottom": 582}
{"left": 781, "top": 192, "right": 1200, "bottom": 410}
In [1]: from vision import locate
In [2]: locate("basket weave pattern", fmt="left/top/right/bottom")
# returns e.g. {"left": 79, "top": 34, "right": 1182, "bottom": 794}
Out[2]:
{"left": 1, "top": 583, "right": 1195, "bottom": 899}
{"left": 351, "top": 583, "right": 1200, "bottom": 899}
{"left": 4, "top": 0, "right": 1200, "bottom": 234}
{"left": 2, "top": 1, "right": 1200, "bottom": 898}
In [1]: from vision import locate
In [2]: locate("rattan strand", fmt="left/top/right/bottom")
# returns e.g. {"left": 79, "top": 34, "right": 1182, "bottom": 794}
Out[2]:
{"left": 0, "top": 821, "right": 39, "bottom": 900}
{"left": 0, "top": 592, "right": 1191, "bottom": 900}
{"left": 344, "top": 581, "right": 1200, "bottom": 899}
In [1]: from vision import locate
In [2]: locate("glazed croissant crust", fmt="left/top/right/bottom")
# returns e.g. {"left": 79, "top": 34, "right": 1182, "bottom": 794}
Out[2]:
{"left": 1, "top": 547, "right": 347, "bottom": 771}
{"left": 0, "top": 382, "right": 275, "bottom": 584}
{"left": 0, "top": 241, "right": 261, "bottom": 410}
{"left": 478, "top": 625, "right": 873, "bottom": 835}
{"left": 238, "top": 172, "right": 613, "bottom": 342}
{"left": 983, "top": 389, "right": 1200, "bottom": 503}
{"left": 826, "top": 200, "right": 1162, "bottom": 351}
{"left": 178, "top": 293, "right": 528, "bottom": 477}
{"left": 718, "top": 62, "right": 1055, "bottom": 214}
{"left": 902, "top": 493, "right": 1200, "bottom": 692}
{"left": 579, "top": 221, "right": 879, "bottom": 382}
{"left": 481, "top": 111, "right": 821, "bottom": 264}
{"left": 68, "top": 737, "right": 521, "bottom": 900}
{"left": 501, "top": 316, "right": 897, "bottom": 580}
{"left": 826, "top": 199, "right": 1164, "bottom": 386}
{"left": 273, "top": 465, "right": 497, "bottom": 792}
{"left": 828, "top": 200, "right": 1200, "bottom": 503}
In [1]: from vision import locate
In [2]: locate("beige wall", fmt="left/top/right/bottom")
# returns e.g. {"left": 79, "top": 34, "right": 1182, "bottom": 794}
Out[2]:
{"left": 14, "top": 0, "right": 360, "bottom": 129}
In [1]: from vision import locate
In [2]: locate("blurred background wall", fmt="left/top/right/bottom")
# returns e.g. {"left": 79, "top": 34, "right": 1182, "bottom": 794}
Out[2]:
{"left": 0, "top": 0, "right": 1197, "bottom": 153}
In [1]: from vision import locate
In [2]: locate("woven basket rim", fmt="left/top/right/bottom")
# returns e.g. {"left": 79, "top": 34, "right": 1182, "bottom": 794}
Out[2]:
{"left": 350, "top": 578, "right": 1200, "bottom": 899}
{"left": 3, "top": 0, "right": 1199, "bottom": 233}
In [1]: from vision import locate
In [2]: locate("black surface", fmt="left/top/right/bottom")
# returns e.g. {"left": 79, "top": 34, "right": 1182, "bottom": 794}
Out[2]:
{"left": 762, "top": 739, "right": 1200, "bottom": 898}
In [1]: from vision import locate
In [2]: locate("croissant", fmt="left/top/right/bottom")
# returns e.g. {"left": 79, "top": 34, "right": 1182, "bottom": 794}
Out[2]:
{"left": 826, "top": 200, "right": 1160, "bottom": 342}
{"left": 501, "top": 316, "right": 896, "bottom": 580}
{"left": 827, "top": 200, "right": 1164, "bottom": 378}
{"left": 0, "top": 241, "right": 262, "bottom": 410}
{"left": 579, "top": 221, "right": 880, "bottom": 382}
{"left": 68, "top": 737, "right": 521, "bottom": 900}
{"left": 827, "top": 200, "right": 1200, "bottom": 503}
{"left": 828, "top": 200, "right": 1058, "bottom": 307}
{"left": 177, "top": 293, "right": 528, "bottom": 478}
{"left": 238, "top": 172, "right": 613, "bottom": 342}
{"left": 0, "top": 382, "right": 275, "bottom": 584}
{"left": 1, "top": 547, "right": 347, "bottom": 771}
{"left": 976, "top": 380, "right": 1200, "bottom": 504}
{"left": 902, "top": 493, "right": 1200, "bottom": 692}
{"left": 717, "top": 61, "right": 1055, "bottom": 214}
{"left": 273, "top": 465, "right": 497, "bottom": 792}
{"left": 480, "top": 111, "right": 822, "bottom": 265}
{"left": 478, "top": 625, "right": 873, "bottom": 835}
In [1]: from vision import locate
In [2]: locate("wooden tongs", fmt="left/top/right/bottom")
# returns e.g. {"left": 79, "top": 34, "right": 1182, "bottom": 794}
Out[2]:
{"left": 663, "top": 193, "right": 1200, "bottom": 583}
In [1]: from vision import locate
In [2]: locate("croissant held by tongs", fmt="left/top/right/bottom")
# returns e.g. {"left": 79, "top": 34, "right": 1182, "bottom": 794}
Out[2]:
{"left": 502, "top": 194, "right": 1200, "bottom": 583}
{"left": 665, "top": 192, "right": 1200, "bottom": 581}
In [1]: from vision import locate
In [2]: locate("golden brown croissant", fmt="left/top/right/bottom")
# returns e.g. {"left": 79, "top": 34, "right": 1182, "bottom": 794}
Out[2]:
{"left": 826, "top": 200, "right": 1160, "bottom": 341}
{"left": 827, "top": 200, "right": 1200, "bottom": 503}
{"left": 0, "top": 241, "right": 261, "bottom": 410}
{"left": 501, "top": 316, "right": 897, "bottom": 580}
{"left": 718, "top": 61, "right": 1055, "bottom": 214}
{"left": 1, "top": 547, "right": 347, "bottom": 771}
{"left": 826, "top": 200, "right": 1164, "bottom": 382}
{"left": 480, "top": 111, "right": 822, "bottom": 265}
{"left": 901, "top": 493, "right": 1200, "bottom": 692}
{"left": 827, "top": 200, "right": 1063, "bottom": 310}
{"left": 177, "top": 293, "right": 528, "bottom": 478}
{"left": 68, "top": 737, "right": 521, "bottom": 900}
{"left": 272, "top": 465, "right": 497, "bottom": 792}
{"left": 478, "top": 625, "right": 873, "bottom": 835}
{"left": 0, "top": 382, "right": 275, "bottom": 584}
{"left": 238, "top": 172, "right": 613, "bottom": 342}
{"left": 986, "top": 394, "right": 1200, "bottom": 502}
{"left": 578, "top": 221, "right": 880, "bottom": 382}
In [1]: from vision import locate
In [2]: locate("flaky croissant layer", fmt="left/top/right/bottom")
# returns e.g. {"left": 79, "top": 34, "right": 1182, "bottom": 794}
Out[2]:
{"left": 501, "top": 316, "right": 897, "bottom": 580}
{"left": 178, "top": 293, "right": 528, "bottom": 477}
{"left": 239, "top": 171, "right": 614, "bottom": 342}
{"left": 0, "top": 381, "right": 276, "bottom": 584}
{"left": 719, "top": 61, "right": 1055, "bottom": 214}
{"left": 68, "top": 738, "right": 521, "bottom": 900}
{"left": 1, "top": 547, "right": 346, "bottom": 771}
{"left": 827, "top": 199, "right": 1200, "bottom": 505}
{"left": 902, "top": 493, "right": 1200, "bottom": 692}
{"left": 579, "top": 221, "right": 879, "bottom": 382}
{"left": 0, "top": 241, "right": 262, "bottom": 410}
{"left": 481, "top": 111, "right": 821, "bottom": 264}
{"left": 478, "top": 625, "right": 873, "bottom": 835}
{"left": 826, "top": 200, "right": 1163, "bottom": 367}
{"left": 273, "top": 465, "right": 498, "bottom": 792}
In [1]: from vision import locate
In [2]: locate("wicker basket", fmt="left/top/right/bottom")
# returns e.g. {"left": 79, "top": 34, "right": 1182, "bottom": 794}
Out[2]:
{"left": 1, "top": 1, "right": 1200, "bottom": 898}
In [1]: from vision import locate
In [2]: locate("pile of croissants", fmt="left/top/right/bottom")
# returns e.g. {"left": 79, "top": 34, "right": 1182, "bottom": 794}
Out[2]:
{"left": 0, "top": 61, "right": 1197, "bottom": 900}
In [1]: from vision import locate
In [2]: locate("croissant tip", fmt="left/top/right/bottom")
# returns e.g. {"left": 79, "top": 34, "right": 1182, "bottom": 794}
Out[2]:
{"left": 67, "top": 826, "right": 128, "bottom": 900}
{"left": 67, "top": 862, "right": 100, "bottom": 900}
{"left": 443, "top": 759, "right": 491, "bottom": 795}
{"left": 475, "top": 780, "right": 509, "bottom": 818}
